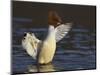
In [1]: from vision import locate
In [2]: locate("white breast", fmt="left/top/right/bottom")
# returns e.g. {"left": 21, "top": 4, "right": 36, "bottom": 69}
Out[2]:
{"left": 38, "top": 25, "right": 56, "bottom": 64}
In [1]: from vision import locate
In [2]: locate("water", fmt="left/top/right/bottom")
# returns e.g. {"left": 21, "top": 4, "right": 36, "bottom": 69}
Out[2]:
{"left": 12, "top": 17, "right": 96, "bottom": 74}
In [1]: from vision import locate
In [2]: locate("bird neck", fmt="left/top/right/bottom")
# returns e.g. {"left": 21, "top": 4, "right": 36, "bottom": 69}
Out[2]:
{"left": 48, "top": 25, "right": 55, "bottom": 36}
{"left": 44, "top": 25, "right": 56, "bottom": 43}
{"left": 49, "top": 25, "right": 55, "bottom": 29}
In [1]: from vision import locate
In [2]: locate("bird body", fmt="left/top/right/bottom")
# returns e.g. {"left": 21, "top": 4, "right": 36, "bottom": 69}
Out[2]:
{"left": 22, "top": 23, "right": 72, "bottom": 64}
{"left": 38, "top": 25, "right": 56, "bottom": 64}
{"left": 22, "top": 11, "right": 72, "bottom": 64}
{"left": 22, "top": 25, "right": 56, "bottom": 64}
{"left": 22, "top": 23, "right": 72, "bottom": 65}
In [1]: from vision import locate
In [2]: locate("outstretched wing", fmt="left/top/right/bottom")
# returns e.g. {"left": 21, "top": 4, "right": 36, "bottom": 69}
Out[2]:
{"left": 22, "top": 32, "right": 41, "bottom": 60}
{"left": 55, "top": 23, "right": 72, "bottom": 42}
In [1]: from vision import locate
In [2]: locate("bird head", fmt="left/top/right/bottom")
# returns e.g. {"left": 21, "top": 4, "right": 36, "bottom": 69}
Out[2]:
{"left": 48, "top": 10, "right": 62, "bottom": 27}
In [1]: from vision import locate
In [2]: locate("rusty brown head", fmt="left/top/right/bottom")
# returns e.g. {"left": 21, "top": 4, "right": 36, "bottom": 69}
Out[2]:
{"left": 48, "top": 10, "right": 62, "bottom": 27}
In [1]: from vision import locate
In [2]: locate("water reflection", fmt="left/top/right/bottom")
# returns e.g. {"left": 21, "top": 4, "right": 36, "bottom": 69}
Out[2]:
{"left": 28, "top": 63, "right": 55, "bottom": 72}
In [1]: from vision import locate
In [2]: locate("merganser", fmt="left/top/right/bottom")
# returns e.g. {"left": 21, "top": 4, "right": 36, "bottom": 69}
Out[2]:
{"left": 22, "top": 11, "right": 72, "bottom": 64}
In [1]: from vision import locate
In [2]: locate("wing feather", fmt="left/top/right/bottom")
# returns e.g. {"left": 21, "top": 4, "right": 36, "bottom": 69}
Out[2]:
{"left": 55, "top": 23, "right": 72, "bottom": 42}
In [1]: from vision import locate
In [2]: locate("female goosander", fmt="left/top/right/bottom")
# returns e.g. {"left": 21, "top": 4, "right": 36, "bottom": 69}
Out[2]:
{"left": 22, "top": 11, "right": 72, "bottom": 64}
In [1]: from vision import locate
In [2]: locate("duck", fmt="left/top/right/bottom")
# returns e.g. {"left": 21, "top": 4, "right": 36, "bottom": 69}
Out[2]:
{"left": 22, "top": 11, "right": 72, "bottom": 64}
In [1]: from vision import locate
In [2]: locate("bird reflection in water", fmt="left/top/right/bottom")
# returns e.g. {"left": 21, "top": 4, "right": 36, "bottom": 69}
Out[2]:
{"left": 28, "top": 63, "right": 55, "bottom": 73}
